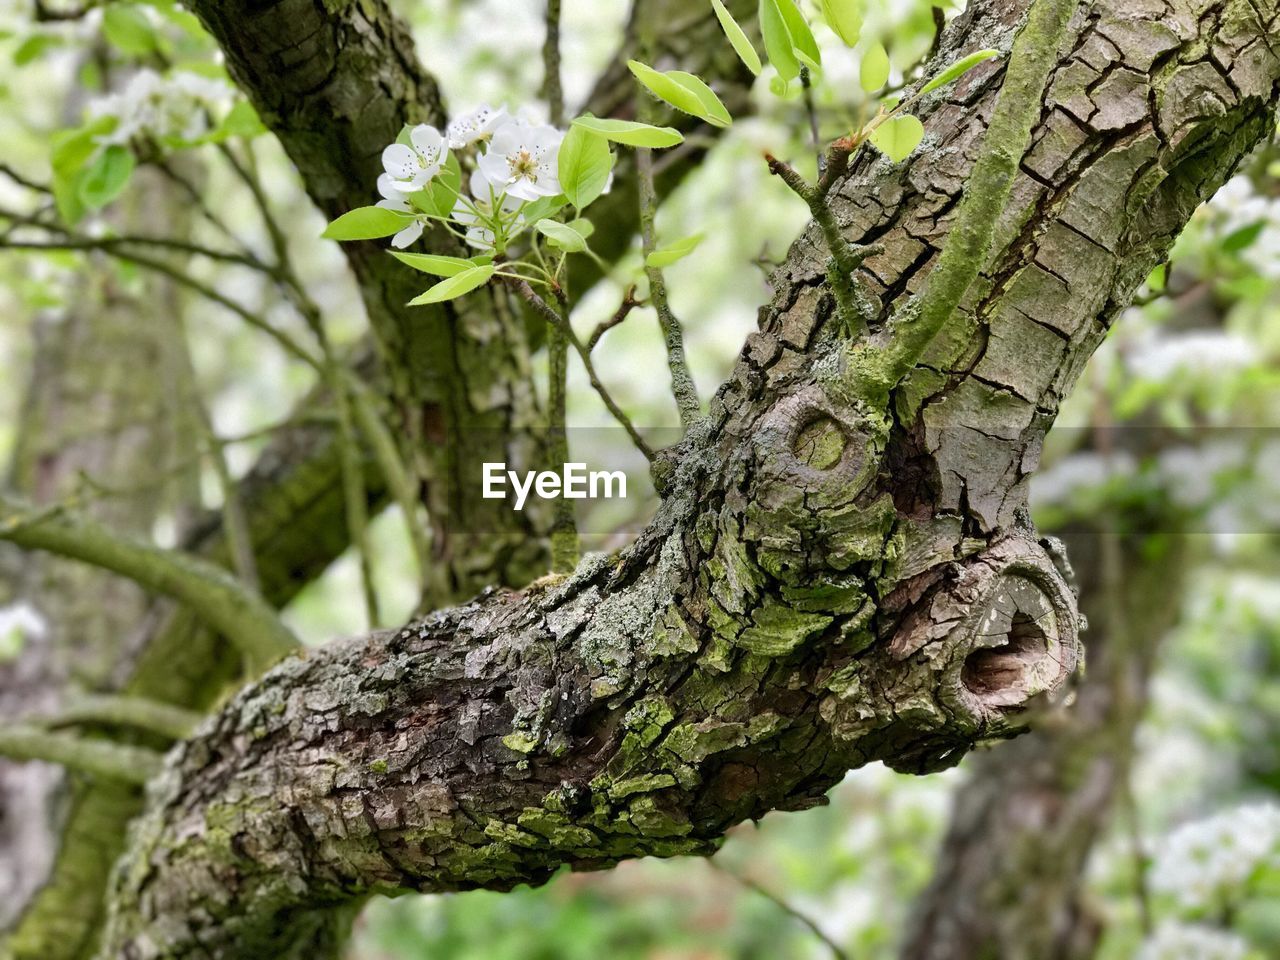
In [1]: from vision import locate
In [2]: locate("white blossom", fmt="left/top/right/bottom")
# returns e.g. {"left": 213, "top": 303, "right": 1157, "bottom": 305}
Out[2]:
{"left": 89, "top": 69, "right": 234, "bottom": 146}
{"left": 476, "top": 116, "right": 563, "bottom": 202}
{"left": 374, "top": 175, "right": 423, "bottom": 249}
{"left": 0, "top": 601, "right": 48, "bottom": 660}
{"left": 1126, "top": 331, "right": 1257, "bottom": 383}
{"left": 1135, "top": 922, "right": 1250, "bottom": 960}
{"left": 1150, "top": 802, "right": 1280, "bottom": 911}
{"left": 447, "top": 104, "right": 508, "bottom": 149}
{"left": 380, "top": 124, "right": 449, "bottom": 193}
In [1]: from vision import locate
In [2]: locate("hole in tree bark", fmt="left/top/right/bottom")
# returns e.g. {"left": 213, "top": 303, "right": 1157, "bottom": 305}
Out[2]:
{"left": 961, "top": 613, "right": 1049, "bottom": 706}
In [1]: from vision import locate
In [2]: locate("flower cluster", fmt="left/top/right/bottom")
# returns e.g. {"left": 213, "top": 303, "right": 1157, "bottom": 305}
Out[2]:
{"left": 89, "top": 69, "right": 234, "bottom": 147}
{"left": 1135, "top": 922, "right": 1251, "bottom": 960}
{"left": 375, "top": 105, "right": 568, "bottom": 250}
{"left": 0, "top": 601, "right": 47, "bottom": 660}
{"left": 1150, "top": 802, "right": 1280, "bottom": 911}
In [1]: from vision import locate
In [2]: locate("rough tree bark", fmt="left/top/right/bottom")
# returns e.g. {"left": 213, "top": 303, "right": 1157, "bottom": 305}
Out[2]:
{"left": 67, "top": 0, "right": 1278, "bottom": 957}
{"left": 1, "top": 5, "right": 760, "bottom": 956}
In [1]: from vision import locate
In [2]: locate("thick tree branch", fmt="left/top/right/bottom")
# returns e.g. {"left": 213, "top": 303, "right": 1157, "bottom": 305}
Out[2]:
{"left": 94, "top": 1, "right": 1280, "bottom": 954}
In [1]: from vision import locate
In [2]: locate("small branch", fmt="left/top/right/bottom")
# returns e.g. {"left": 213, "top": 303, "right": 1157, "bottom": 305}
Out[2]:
{"left": 709, "top": 861, "right": 850, "bottom": 960}
{"left": 37, "top": 693, "right": 202, "bottom": 740}
{"left": 766, "top": 151, "right": 883, "bottom": 338}
{"left": 542, "top": 0, "right": 565, "bottom": 127}
{"left": 331, "top": 357, "right": 381, "bottom": 628}
{"left": 0, "top": 724, "right": 163, "bottom": 784}
{"left": 587, "top": 286, "right": 642, "bottom": 352}
{"left": 0, "top": 162, "right": 51, "bottom": 194}
{"left": 637, "top": 146, "right": 701, "bottom": 427}
{"left": 348, "top": 381, "right": 435, "bottom": 597}
{"left": 545, "top": 290, "right": 580, "bottom": 573}
{"left": 800, "top": 68, "right": 822, "bottom": 172}
{"left": 509, "top": 278, "right": 655, "bottom": 462}
{"left": 0, "top": 492, "right": 299, "bottom": 674}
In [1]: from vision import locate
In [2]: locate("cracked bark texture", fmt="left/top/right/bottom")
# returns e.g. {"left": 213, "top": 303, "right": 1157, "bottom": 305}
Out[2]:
{"left": 1, "top": 5, "right": 759, "bottom": 957}
{"left": 89, "top": 1, "right": 1280, "bottom": 957}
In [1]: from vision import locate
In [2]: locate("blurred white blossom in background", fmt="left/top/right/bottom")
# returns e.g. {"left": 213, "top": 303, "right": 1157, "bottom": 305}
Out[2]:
{"left": 1136, "top": 922, "right": 1252, "bottom": 960}
{"left": 1150, "top": 801, "right": 1280, "bottom": 911}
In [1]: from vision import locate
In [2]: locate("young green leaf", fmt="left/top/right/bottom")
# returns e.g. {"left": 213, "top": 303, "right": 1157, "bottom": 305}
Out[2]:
{"left": 389, "top": 252, "right": 477, "bottom": 277}
{"left": 407, "top": 264, "right": 497, "bottom": 305}
{"left": 918, "top": 48, "right": 1000, "bottom": 95}
{"left": 535, "top": 219, "right": 588, "bottom": 253}
{"left": 557, "top": 125, "right": 614, "bottom": 210}
{"left": 759, "top": 0, "right": 800, "bottom": 81}
{"left": 102, "top": 6, "right": 159, "bottom": 56}
{"left": 710, "top": 0, "right": 762, "bottom": 76}
{"left": 667, "top": 71, "right": 734, "bottom": 126}
{"left": 645, "top": 233, "right": 705, "bottom": 268}
{"left": 565, "top": 218, "right": 595, "bottom": 239}
{"left": 860, "top": 42, "right": 890, "bottom": 92}
{"left": 771, "top": 0, "right": 821, "bottom": 71}
{"left": 1222, "top": 220, "right": 1266, "bottom": 253}
{"left": 820, "top": 0, "right": 862, "bottom": 47}
{"left": 521, "top": 194, "right": 570, "bottom": 223}
{"left": 214, "top": 101, "right": 266, "bottom": 140}
{"left": 869, "top": 114, "right": 924, "bottom": 162}
{"left": 627, "top": 61, "right": 732, "bottom": 127}
{"left": 322, "top": 206, "right": 414, "bottom": 241}
{"left": 570, "top": 117, "right": 683, "bottom": 148}
{"left": 78, "top": 146, "right": 135, "bottom": 210}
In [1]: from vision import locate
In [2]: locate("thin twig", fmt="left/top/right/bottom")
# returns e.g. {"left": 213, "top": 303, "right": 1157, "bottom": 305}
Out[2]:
{"left": 709, "top": 861, "right": 850, "bottom": 960}
{"left": 587, "top": 286, "right": 643, "bottom": 351}
{"left": 0, "top": 162, "right": 51, "bottom": 193}
{"left": 801, "top": 67, "right": 823, "bottom": 173}
{"left": 545, "top": 289, "right": 580, "bottom": 572}
{"left": 541, "top": 0, "right": 565, "bottom": 127}
{"left": 636, "top": 146, "right": 701, "bottom": 427}
{"left": 509, "top": 278, "right": 655, "bottom": 462}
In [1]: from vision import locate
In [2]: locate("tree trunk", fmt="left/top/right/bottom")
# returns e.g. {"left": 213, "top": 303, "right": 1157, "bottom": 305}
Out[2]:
{"left": 80, "top": 0, "right": 1280, "bottom": 957}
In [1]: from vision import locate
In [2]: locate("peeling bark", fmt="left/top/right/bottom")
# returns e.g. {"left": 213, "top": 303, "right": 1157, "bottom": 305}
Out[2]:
{"left": 88, "top": 0, "right": 1280, "bottom": 957}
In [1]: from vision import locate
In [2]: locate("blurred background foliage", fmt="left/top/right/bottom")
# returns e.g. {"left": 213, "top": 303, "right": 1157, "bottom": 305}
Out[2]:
{"left": 0, "top": 0, "right": 1278, "bottom": 957}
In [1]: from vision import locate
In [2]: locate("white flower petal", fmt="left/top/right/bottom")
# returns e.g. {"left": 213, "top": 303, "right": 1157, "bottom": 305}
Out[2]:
{"left": 382, "top": 143, "right": 420, "bottom": 180}
{"left": 391, "top": 220, "right": 424, "bottom": 249}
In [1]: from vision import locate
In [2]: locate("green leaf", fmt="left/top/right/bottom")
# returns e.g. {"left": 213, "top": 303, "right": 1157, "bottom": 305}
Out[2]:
{"left": 557, "top": 125, "right": 614, "bottom": 210}
{"left": 919, "top": 48, "right": 1000, "bottom": 95}
{"left": 102, "top": 6, "right": 159, "bottom": 56}
{"left": 566, "top": 218, "right": 595, "bottom": 239}
{"left": 1222, "top": 220, "right": 1266, "bottom": 253}
{"left": 860, "top": 42, "right": 890, "bottom": 92}
{"left": 820, "top": 0, "right": 862, "bottom": 47}
{"left": 322, "top": 206, "right": 414, "bottom": 241}
{"left": 759, "top": 0, "right": 799, "bottom": 81}
{"left": 520, "top": 194, "right": 570, "bottom": 222}
{"left": 13, "top": 34, "right": 64, "bottom": 66}
{"left": 389, "top": 252, "right": 477, "bottom": 277}
{"left": 627, "top": 61, "right": 732, "bottom": 128}
{"left": 570, "top": 117, "right": 683, "bottom": 149}
{"left": 407, "top": 264, "right": 496, "bottom": 305}
{"left": 710, "top": 0, "right": 762, "bottom": 76}
{"left": 214, "top": 101, "right": 266, "bottom": 140}
{"left": 667, "top": 71, "right": 734, "bottom": 127}
{"left": 535, "top": 218, "right": 588, "bottom": 252}
{"left": 771, "top": 0, "right": 821, "bottom": 71}
{"left": 645, "top": 232, "right": 704, "bottom": 268}
{"left": 77, "top": 145, "right": 135, "bottom": 210}
{"left": 50, "top": 119, "right": 113, "bottom": 225}
{"left": 869, "top": 114, "right": 924, "bottom": 162}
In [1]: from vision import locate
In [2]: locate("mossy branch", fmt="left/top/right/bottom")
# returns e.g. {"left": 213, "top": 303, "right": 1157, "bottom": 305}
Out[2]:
{"left": 36, "top": 694, "right": 202, "bottom": 741}
{"left": 0, "top": 493, "right": 299, "bottom": 674}
{"left": 872, "top": 0, "right": 1079, "bottom": 389}
{"left": 0, "top": 724, "right": 163, "bottom": 785}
